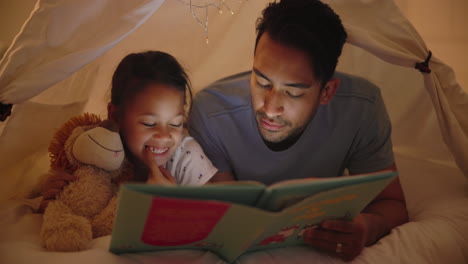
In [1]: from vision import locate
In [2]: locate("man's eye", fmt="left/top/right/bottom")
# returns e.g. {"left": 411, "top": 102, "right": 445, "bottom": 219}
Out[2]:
{"left": 286, "top": 91, "right": 304, "bottom": 98}
{"left": 256, "top": 81, "right": 271, "bottom": 89}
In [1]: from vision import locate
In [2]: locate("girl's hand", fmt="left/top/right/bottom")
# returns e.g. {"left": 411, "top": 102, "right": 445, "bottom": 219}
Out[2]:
{"left": 39, "top": 169, "right": 77, "bottom": 213}
{"left": 146, "top": 165, "right": 177, "bottom": 185}
{"left": 144, "top": 147, "right": 176, "bottom": 185}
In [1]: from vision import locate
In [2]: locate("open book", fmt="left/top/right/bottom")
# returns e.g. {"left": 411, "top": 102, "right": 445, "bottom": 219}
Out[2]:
{"left": 109, "top": 171, "right": 397, "bottom": 263}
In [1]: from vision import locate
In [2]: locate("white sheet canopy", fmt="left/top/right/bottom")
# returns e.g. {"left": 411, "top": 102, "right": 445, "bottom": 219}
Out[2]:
{"left": 0, "top": 0, "right": 466, "bottom": 197}
{"left": 1, "top": 1, "right": 468, "bottom": 264}
{"left": 0, "top": 1, "right": 467, "bottom": 200}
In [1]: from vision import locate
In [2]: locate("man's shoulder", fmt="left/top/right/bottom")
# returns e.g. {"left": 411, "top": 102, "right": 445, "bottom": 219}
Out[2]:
{"left": 334, "top": 72, "right": 382, "bottom": 104}
{"left": 193, "top": 71, "right": 252, "bottom": 116}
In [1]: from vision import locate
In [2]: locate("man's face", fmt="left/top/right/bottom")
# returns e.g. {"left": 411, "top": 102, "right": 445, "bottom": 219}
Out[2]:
{"left": 251, "top": 33, "right": 333, "bottom": 144}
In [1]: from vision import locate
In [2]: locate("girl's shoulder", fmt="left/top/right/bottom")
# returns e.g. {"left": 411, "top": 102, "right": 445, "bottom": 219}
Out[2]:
{"left": 171, "top": 136, "right": 211, "bottom": 165}
{"left": 178, "top": 135, "right": 202, "bottom": 152}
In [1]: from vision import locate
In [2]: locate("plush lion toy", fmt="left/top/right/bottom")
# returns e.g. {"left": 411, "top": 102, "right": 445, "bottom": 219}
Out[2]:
{"left": 40, "top": 113, "right": 131, "bottom": 251}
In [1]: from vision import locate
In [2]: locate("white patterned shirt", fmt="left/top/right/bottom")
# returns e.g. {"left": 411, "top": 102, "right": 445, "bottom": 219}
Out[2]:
{"left": 165, "top": 136, "right": 218, "bottom": 185}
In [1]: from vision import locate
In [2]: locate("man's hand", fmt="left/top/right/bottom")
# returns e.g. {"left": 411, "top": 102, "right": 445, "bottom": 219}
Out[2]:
{"left": 144, "top": 147, "right": 176, "bottom": 185}
{"left": 303, "top": 214, "right": 368, "bottom": 261}
{"left": 303, "top": 165, "right": 407, "bottom": 261}
{"left": 39, "top": 169, "right": 77, "bottom": 213}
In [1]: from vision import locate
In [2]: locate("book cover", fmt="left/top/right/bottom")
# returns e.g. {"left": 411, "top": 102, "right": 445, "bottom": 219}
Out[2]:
{"left": 109, "top": 171, "right": 397, "bottom": 263}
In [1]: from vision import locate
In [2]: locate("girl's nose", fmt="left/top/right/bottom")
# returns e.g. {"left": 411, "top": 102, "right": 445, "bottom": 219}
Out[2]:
{"left": 153, "top": 126, "right": 171, "bottom": 139}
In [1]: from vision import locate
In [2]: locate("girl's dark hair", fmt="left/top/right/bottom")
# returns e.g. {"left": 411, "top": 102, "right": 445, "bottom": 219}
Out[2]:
{"left": 255, "top": 0, "right": 347, "bottom": 86}
{"left": 111, "top": 51, "right": 192, "bottom": 114}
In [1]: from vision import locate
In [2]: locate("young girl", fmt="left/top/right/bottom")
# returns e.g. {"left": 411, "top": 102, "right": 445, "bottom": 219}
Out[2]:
{"left": 40, "top": 51, "right": 217, "bottom": 210}
{"left": 107, "top": 51, "right": 217, "bottom": 185}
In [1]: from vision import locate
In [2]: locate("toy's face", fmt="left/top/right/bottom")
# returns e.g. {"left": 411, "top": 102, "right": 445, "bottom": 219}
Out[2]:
{"left": 118, "top": 83, "right": 185, "bottom": 167}
{"left": 72, "top": 127, "right": 125, "bottom": 171}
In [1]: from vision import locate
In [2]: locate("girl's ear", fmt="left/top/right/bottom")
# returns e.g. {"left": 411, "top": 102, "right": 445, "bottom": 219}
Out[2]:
{"left": 319, "top": 78, "right": 340, "bottom": 105}
{"left": 107, "top": 103, "right": 119, "bottom": 122}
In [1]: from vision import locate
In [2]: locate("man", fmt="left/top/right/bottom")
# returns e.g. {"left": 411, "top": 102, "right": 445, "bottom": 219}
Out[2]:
{"left": 188, "top": 0, "right": 408, "bottom": 261}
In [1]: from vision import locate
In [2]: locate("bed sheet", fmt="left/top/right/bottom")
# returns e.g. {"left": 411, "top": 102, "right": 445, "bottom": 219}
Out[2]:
{"left": 1, "top": 154, "right": 467, "bottom": 264}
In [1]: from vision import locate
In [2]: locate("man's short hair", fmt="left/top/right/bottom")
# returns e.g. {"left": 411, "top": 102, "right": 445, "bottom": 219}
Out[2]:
{"left": 255, "top": 0, "right": 347, "bottom": 86}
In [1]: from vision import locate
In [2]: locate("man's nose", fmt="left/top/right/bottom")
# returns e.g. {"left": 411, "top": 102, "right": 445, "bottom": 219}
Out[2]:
{"left": 263, "top": 90, "right": 284, "bottom": 117}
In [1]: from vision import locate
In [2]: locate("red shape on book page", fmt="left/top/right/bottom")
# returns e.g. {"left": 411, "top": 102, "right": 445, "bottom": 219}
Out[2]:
{"left": 141, "top": 197, "right": 230, "bottom": 246}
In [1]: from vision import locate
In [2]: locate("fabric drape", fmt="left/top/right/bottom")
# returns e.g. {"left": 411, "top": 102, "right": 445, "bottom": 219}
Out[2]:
{"left": 329, "top": 0, "right": 468, "bottom": 177}
{"left": 0, "top": 0, "right": 165, "bottom": 104}
{"left": 0, "top": 0, "right": 466, "bottom": 203}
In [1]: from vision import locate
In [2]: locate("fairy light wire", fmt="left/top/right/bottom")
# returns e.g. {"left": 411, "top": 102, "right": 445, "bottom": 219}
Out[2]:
{"left": 178, "top": 0, "right": 245, "bottom": 43}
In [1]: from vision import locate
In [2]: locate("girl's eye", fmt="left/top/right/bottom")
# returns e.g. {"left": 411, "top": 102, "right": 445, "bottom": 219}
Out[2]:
{"left": 141, "top": 122, "right": 156, "bottom": 127}
{"left": 170, "top": 123, "right": 183, "bottom": 128}
{"left": 286, "top": 91, "right": 304, "bottom": 98}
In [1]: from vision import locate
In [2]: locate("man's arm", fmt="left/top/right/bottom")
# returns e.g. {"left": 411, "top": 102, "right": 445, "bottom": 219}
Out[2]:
{"left": 359, "top": 163, "right": 408, "bottom": 245}
{"left": 208, "top": 171, "right": 236, "bottom": 183}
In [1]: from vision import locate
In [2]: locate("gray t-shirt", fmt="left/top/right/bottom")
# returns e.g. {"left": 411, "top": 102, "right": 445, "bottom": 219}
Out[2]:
{"left": 188, "top": 71, "right": 394, "bottom": 185}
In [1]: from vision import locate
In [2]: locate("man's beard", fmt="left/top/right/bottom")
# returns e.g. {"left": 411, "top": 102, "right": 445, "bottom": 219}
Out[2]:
{"left": 255, "top": 111, "right": 305, "bottom": 151}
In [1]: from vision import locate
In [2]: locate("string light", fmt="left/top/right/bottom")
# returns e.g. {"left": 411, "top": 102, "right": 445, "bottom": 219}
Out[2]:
{"left": 178, "top": 0, "right": 246, "bottom": 44}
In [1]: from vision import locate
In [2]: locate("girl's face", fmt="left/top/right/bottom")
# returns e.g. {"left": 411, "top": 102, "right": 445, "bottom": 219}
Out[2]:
{"left": 117, "top": 83, "right": 185, "bottom": 167}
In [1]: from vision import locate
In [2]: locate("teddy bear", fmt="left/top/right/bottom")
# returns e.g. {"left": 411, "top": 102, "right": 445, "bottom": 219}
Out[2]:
{"left": 40, "top": 113, "right": 132, "bottom": 251}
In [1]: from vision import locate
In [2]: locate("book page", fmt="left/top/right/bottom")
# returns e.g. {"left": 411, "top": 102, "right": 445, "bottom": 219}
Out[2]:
{"left": 258, "top": 171, "right": 397, "bottom": 211}
{"left": 247, "top": 179, "right": 393, "bottom": 252}
{"left": 110, "top": 186, "right": 275, "bottom": 263}
{"left": 141, "top": 197, "right": 230, "bottom": 246}
{"left": 123, "top": 182, "right": 266, "bottom": 206}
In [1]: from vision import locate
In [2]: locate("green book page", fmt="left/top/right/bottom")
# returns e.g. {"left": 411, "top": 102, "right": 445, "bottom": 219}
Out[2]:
{"left": 123, "top": 181, "right": 266, "bottom": 206}
{"left": 110, "top": 187, "right": 158, "bottom": 253}
{"left": 201, "top": 204, "right": 273, "bottom": 263}
{"left": 257, "top": 171, "right": 397, "bottom": 211}
{"left": 246, "top": 178, "right": 395, "bottom": 253}
{"left": 110, "top": 186, "right": 272, "bottom": 263}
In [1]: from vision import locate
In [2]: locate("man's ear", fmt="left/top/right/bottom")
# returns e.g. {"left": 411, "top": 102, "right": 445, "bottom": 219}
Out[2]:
{"left": 107, "top": 103, "right": 119, "bottom": 122}
{"left": 319, "top": 78, "right": 340, "bottom": 104}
